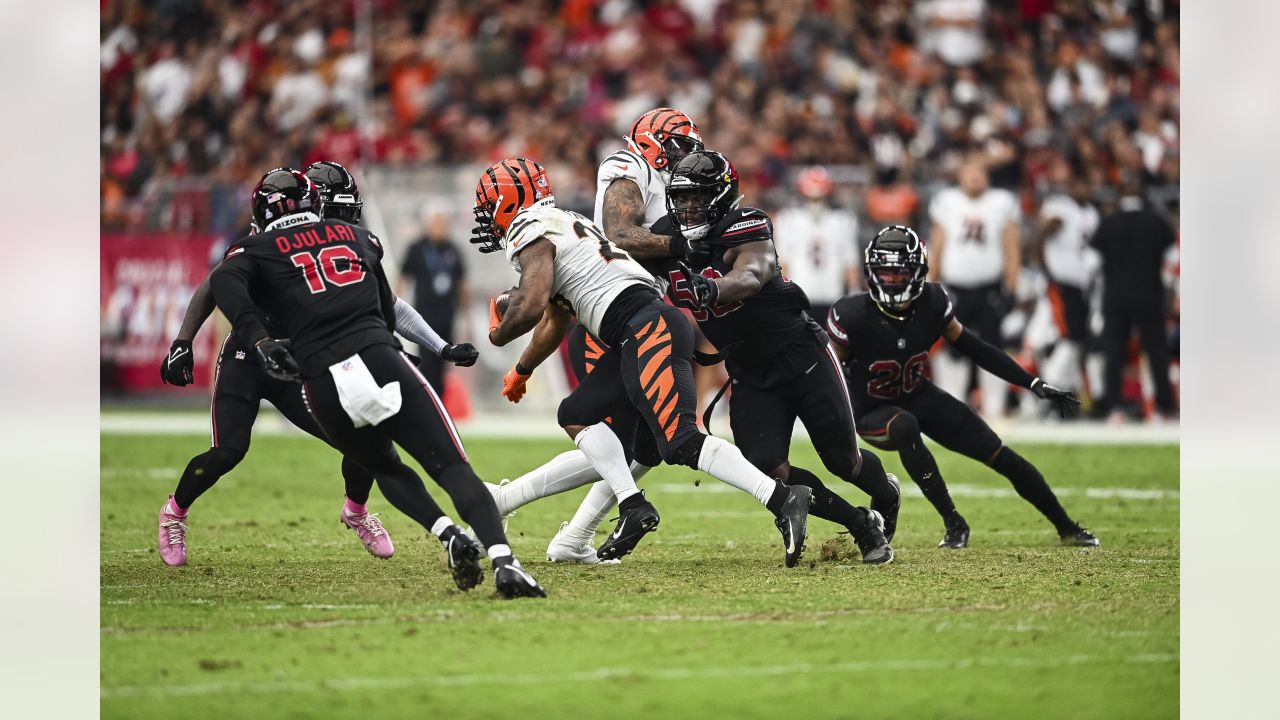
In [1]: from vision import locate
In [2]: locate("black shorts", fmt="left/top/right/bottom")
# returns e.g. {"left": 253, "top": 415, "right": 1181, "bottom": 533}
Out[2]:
{"left": 727, "top": 338, "right": 862, "bottom": 479}
{"left": 856, "top": 382, "right": 1002, "bottom": 461}
{"left": 210, "top": 347, "right": 327, "bottom": 454}
{"left": 1047, "top": 282, "right": 1088, "bottom": 343}
{"left": 301, "top": 344, "right": 469, "bottom": 477}
{"left": 945, "top": 282, "right": 1004, "bottom": 347}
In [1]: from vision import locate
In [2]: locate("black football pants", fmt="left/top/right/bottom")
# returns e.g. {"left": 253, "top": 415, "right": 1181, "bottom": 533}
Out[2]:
{"left": 301, "top": 344, "right": 509, "bottom": 548}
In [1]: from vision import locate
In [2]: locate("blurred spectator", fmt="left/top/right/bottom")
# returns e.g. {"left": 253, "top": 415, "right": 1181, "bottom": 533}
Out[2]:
{"left": 865, "top": 167, "right": 920, "bottom": 229}
{"left": 1090, "top": 181, "right": 1177, "bottom": 421}
{"left": 927, "top": 156, "right": 1021, "bottom": 418}
{"left": 396, "top": 203, "right": 470, "bottom": 394}
{"left": 773, "top": 166, "right": 860, "bottom": 323}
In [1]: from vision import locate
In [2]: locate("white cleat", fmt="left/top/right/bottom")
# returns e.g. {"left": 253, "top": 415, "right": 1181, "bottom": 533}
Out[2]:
{"left": 546, "top": 521, "right": 620, "bottom": 565}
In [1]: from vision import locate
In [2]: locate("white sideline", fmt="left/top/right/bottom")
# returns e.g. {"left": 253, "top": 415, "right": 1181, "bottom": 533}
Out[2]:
{"left": 655, "top": 482, "right": 1179, "bottom": 500}
{"left": 101, "top": 409, "right": 1179, "bottom": 444}
{"left": 101, "top": 652, "right": 1175, "bottom": 699}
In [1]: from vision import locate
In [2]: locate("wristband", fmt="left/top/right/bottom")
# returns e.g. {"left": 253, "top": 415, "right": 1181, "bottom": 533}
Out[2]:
{"left": 514, "top": 362, "right": 533, "bottom": 376}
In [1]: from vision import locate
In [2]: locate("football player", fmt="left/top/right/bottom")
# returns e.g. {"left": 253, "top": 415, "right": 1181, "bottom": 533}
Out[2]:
{"left": 652, "top": 151, "right": 896, "bottom": 564}
{"left": 474, "top": 158, "right": 813, "bottom": 567}
{"left": 772, "top": 165, "right": 861, "bottom": 324}
{"left": 486, "top": 108, "right": 708, "bottom": 563}
{"left": 827, "top": 225, "right": 1100, "bottom": 549}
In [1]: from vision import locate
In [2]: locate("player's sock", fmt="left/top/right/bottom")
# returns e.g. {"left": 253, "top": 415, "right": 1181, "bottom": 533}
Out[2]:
{"left": 573, "top": 423, "right": 640, "bottom": 504}
{"left": 498, "top": 450, "right": 606, "bottom": 515}
{"left": 696, "top": 436, "right": 780, "bottom": 508}
{"left": 989, "top": 448, "right": 1075, "bottom": 530}
{"left": 562, "top": 481, "right": 617, "bottom": 545}
{"left": 343, "top": 497, "right": 368, "bottom": 516}
{"left": 164, "top": 496, "right": 189, "bottom": 518}
{"left": 341, "top": 456, "right": 373, "bottom": 505}
{"left": 486, "top": 543, "right": 512, "bottom": 561}
{"left": 172, "top": 446, "right": 243, "bottom": 509}
{"left": 785, "top": 466, "right": 865, "bottom": 531}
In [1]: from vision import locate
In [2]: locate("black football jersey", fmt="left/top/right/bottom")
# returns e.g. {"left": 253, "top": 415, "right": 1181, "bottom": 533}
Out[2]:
{"left": 827, "top": 283, "right": 954, "bottom": 410}
{"left": 653, "top": 207, "right": 825, "bottom": 385}
{"left": 210, "top": 216, "right": 400, "bottom": 378}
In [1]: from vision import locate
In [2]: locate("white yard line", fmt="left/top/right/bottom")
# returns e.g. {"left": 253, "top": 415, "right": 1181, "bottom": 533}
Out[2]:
{"left": 655, "top": 482, "right": 1178, "bottom": 500}
{"left": 101, "top": 652, "right": 1176, "bottom": 699}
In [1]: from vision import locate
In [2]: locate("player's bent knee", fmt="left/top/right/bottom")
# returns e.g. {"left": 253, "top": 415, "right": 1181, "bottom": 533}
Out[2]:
{"left": 886, "top": 411, "right": 922, "bottom": 446}
{"left": 633, "top": 430, "right": 662, "bottom": 468}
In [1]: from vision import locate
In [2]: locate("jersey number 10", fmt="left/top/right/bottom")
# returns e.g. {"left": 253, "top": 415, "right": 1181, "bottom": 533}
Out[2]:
{"left": 289, "top": 246, "right": 366, "bottom": 294}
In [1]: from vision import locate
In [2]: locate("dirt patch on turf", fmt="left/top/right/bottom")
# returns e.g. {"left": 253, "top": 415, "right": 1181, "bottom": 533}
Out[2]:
{"left": 819, "top": 536, "right": 856, "bottom": 562}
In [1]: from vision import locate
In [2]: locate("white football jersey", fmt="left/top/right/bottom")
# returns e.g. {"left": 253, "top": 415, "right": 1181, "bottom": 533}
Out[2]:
{"left": 593, "top": 148, "right": 667, "bottom": 228}
{"left": 929, "top": 187, "right": 1021, "bottom": 287}
{"left": 773, "top": 206, "right": 860, "bottom": 304}
{"left": 1039, "top": 194, "right": 1099, "bottom": 288}
{"left": 505, "top": 202, "right": 657, "bottom": 337}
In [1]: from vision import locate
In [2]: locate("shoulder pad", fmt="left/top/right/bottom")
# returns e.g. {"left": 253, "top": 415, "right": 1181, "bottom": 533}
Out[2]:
{"left": 360, "top": 229, "right": 385, "bottom": 260}
{"left": 598, "top": 150, "right": 650, "bottom": 186}
{"left": 505, "top": 209, "right": 549, "bottom": 261}
{"left": 923, "top": 283, "right": 954, "bottom": 321}
{"left": 826, "top": 293, "right": 863, "bottom": 346}
{"left": 713, "top": 207, "right": 772, "bottom": 247}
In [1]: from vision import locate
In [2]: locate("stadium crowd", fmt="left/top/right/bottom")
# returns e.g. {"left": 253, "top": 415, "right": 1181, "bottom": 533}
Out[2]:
{"left": 100, "top": 0, "right": 1179, "bottom": 419}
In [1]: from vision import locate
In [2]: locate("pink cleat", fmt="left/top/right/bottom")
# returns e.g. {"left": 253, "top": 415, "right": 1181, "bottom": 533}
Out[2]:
{"left": 341, "top": 507, "right": 395, "bottom": 558}
{"left": 158, "top": 496, "right": 188, "bottom": 567}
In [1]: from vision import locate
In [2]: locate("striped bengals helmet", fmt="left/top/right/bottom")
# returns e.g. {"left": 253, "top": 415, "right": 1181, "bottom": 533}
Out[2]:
{"left": 626, "top": 107, "right": 704, "bottom": 172}
{"left": 471, "top": 158, "right": 555, "bottom": 253}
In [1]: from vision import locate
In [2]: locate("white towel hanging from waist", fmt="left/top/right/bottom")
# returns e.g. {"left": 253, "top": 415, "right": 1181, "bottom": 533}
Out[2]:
{"left": 328, "top": 353, "right": 402, "bottom": 427}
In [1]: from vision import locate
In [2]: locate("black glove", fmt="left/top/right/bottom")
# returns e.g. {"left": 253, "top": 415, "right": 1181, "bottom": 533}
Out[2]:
{"left": 1030, "top": 378, "right": 1080, "bottom": 418}
{"left": 254, "top": 338, "right": 301, "bottom": 383}
{"left": 159, "top": 339, "right": 194, "bottom": 386}
{"left": 687, "top": 268, "right": 719, "bottom": 309}
{"left": 441, "top": 342, "right": 479, "bottom": 367}
{"left": 669, "top": 233, "right": 712, "bottom": 266}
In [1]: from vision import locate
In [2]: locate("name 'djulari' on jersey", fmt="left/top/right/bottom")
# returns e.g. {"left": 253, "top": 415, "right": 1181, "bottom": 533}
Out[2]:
{"left": 230, "top": 222, "right": 371, "bottom": 295}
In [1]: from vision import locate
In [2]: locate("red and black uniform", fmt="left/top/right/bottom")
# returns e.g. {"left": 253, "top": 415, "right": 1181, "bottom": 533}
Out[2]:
{"left": 210, "top": 216, "right": 509, "bottom": 547}
{"left": 651, "top": 208, "right": 901, "bottom": 528}
{"left": 827, "top": 283, "right": 1002, "bottom": 460}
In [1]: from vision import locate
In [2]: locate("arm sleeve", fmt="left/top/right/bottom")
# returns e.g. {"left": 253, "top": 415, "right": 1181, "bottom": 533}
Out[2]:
{"left": 209, "top": 251, "right": 270, "bottom": 347}
{"left": 950, "top": 327, "right": 1035, "bottom": 388}
{"left": 393, "top": 296, "right": 448, "bottom": 355}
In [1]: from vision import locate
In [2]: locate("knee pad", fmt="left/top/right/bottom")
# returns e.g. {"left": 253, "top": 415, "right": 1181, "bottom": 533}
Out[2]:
{"left": 667, "top": 432, "right": 707, "bottom": 469}
{"left": 886, "top": 411, "right": 922, "bottom": 447}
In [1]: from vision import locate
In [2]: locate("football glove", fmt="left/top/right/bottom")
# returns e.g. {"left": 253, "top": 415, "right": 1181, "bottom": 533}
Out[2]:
{"left": 685, "top": 267, "right": 719, "bottom": 308}
{"left": 441, "top": 343, "right": 479, "bottom": 367}
{"left": 255, "top": 338, "right": 301, "bottom": 383}
{"left": 668, "top": 233, "right": 712, "bottom": 265}
{"left": 1030, "top": 378, "right": 1080, "bottom": 418}
{"left": 501, "top": 367, "right": 531, "bottom": 403}
{"left": 159, "top": 339, "right": 194, "bottom": 386}
{"left": 488, "top": 294, "right": 507, "bottom": 334}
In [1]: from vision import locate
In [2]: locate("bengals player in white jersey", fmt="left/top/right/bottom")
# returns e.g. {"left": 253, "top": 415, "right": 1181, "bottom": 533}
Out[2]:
{"left": 472, "top": 158, "right": 814, "bottom": 567}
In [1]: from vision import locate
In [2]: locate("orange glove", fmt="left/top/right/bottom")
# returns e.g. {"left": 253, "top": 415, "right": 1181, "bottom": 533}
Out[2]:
{"left": 488, "top": 297, "right": 504, "bottom": 334}
{"left": 502, "top": 367, "right": 531, "bottom": 403}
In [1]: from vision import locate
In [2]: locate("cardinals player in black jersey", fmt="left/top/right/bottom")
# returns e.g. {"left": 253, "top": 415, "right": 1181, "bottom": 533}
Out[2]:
{"left": 156, "top": 161, "right": 479, "bottom": 568}
{"left": 207, "top": 168, "right": 544, "bottom": 598}
{"left": 654, "top": 151, "right": 897, "bottom": 564}
{"left": 827, "top": 225, "right": 1099, "bottom": 549}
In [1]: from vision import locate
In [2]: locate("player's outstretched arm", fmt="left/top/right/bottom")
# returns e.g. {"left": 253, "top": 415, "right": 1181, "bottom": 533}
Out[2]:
{"left": 601, "top": 179, "right": 676, "bottom": 259}
{"left": 943, "top": 317, "right": 1035, "bottom": 388}
{"left": 491, "top": 238, "right": 555, "bottom": 347}
{"left": 705, "top": 239, "right": 774, "bottom": 305}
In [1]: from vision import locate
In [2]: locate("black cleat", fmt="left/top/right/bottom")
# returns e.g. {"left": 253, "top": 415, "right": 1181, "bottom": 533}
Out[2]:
{"left": 439, "top": 526, "right": 485, "bottom": 590}
{"left": 1059, "top": 526, "right": 1101, "bottom": 547}
{"left": 493, "top": 556, "right": 547, "bottom": 599}
{"left": 596, "top": 494, "right": 661, "bottom": 561}
{"left": 879, "top": 473, "right": 902, "bottom": 543}
{"left": 852, "top": 509, "right": 894, "bottom": 565}
{"left": 938, "top": 512, "right": 970, "bottom": 549}
{"left": 775, "top": 485, "right": 812, "bottom": 568}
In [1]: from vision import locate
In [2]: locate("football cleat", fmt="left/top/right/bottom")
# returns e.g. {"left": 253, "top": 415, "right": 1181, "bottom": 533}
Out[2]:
{"left": 880, "top": 472, "right": 901, "bottom": 543}
{"left": 852, "top": 509, "right": 894, "bottom": 565}
{"left": 938, "top": 511, "right": 970, "bottom": 549}
{"left": 596, "top": 494, "right": 661, "bottom": 561}
{"left": 340, "top": 507, "right": 395, "bottom": 559}
{"left": 546, "top": 522, "right": 620, "bottom": 565}
{"left": 157, "top": 496, "right": 188, "bottom": 567}
{"left": 493, "top": 556, "right": 547, "bottom": 599}
{"left": 775, "top": 485, "right": 813, "bottom": 568}
{"left": 438, "top": 526, "right": 485, "bottom": 590}
{"left": 1059, "top": 526, "right": 1101, "bottom": 547}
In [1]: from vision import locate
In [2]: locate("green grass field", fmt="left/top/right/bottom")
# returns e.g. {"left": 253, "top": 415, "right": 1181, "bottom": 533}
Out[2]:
{"left": 101, "top": 433, "right": 1178, "bottom": 719}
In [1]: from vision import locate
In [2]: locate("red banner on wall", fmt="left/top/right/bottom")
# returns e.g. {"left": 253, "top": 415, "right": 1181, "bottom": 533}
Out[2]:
{"left": 101, "top": 233, "right": 225, "bottom": 392}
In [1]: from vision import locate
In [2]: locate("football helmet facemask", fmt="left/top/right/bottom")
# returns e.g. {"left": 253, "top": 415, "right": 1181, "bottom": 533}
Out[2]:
{"left": 864, "top": 225, "right": 928, "bottom": 312}
{"left": 250, "top": 168, "right": 323, "bottom": 233}
{"left": 627, "top": 107, "right": 705, "bottom": 172}
{"left": 665, "top": 150, "right": 741, "bottom": 242}
{"left": 305, "top": 160, "right": 363, "bottom": 224}
{"left": 472, "top": 158, "right": 555, "bottom": 253}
